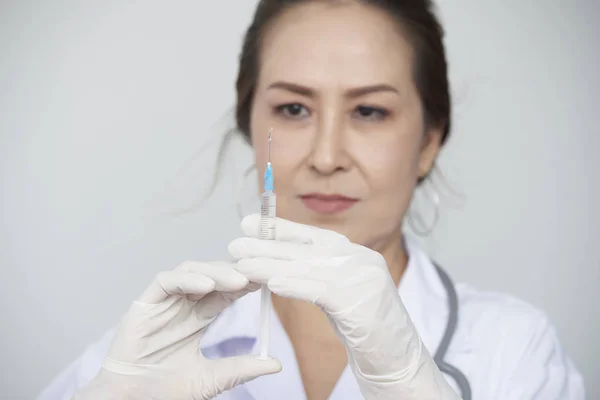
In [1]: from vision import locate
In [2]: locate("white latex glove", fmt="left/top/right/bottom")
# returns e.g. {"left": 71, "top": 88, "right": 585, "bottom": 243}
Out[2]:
{"left": 73, "top": 261, "right": 282, "bottom": 400}
{"left": 229, "top": 214, "right": 461, "bottom": 400}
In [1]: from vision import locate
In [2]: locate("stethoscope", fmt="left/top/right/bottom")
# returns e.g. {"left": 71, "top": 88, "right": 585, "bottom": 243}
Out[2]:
{"left": 432, "top": 263, "right": 472, "bottom": 400}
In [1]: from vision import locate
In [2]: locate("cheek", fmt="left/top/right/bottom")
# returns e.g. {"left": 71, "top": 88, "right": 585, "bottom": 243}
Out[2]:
{"left": 353, "top": 131, "right": 422, "bottom": 241}
{"left": 366, "top": 151, "right": 418, "bottom": 222}
{"left": 250, "top": 99, "right": 312, "bottom": 163}
{"left": 369, "top": 150, "right": 418, "bottom": 187}
{"left": 251, "top": 132, "right": 309, "bottom": 199}
{"left": 358, "top": 131, "right": 422, "bottom": 195}
{"left": 252, "top": 107, "right": 312, "bottom": 180}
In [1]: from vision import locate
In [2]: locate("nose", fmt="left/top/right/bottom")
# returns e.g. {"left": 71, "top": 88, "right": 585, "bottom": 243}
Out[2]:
{"left": 308, "top": 114, "right": 351, "bottom": 175}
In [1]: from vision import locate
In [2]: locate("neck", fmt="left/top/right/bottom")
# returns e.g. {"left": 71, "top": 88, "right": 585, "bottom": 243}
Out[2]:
{"left": 377, "top": 229, "right": 408, "bottom": 287}
{"left": 273, "top": 230, "right": 408, "bottom": 341}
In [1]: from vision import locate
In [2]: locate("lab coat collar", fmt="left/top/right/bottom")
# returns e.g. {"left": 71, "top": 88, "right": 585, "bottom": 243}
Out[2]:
{"left": 398, "top": 237, "right": 451, "bottom": 356}
{"left": 201, "top": 236, "right": 451, "bottom": 358}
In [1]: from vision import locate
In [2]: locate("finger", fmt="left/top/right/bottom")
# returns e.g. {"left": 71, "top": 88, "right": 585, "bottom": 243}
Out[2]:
{"left": 188, "top": 281, "right": 261, "bottom": 301}
{"left": 268, "top": 277, "right": 328, "bottom": 307}
{"left": 137, "top": 271, "right": 215, "bottom": 304}
{"left": 241, "top": 213, "right": 350, "bottom": 246}
{"left": 234, "top": 258, "right": 312, "bottom": 285}
{"left": 229, "top": 237, "right": 354, "bottom": 261}
{"left": 208, "top": 355, "right": 282, "bottom": 395}
{"left": 177, "top": 261, "right": 249, "bottom": 292}
{"left": 193, "top": 283, "right": 260, "bottom": 315}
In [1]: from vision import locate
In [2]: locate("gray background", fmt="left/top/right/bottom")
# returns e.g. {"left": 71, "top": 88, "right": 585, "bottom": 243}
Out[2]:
{"left": 1, "top": 0, "right": 598, "bottom": 398}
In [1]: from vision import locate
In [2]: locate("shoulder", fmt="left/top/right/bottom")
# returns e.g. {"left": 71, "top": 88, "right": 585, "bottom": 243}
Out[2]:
{"left": 36, "top": 327, "right": 117, "bottom": 400}
{"left": 455, "top": 282, "right": 562, "bottom": 361}
{"left": 456, "top": 283, "right": 548, "bottom": 339}
{"left": 454, "top": 283, "right": 585, "bottom": 398}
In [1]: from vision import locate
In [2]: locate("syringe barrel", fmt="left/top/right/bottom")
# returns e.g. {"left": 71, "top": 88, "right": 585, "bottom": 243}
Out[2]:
{"left": 258, "top": 190, "right": 275, "bottom": 359}
{"left": 260, "top": 190, "right": 276, "bottom": 240}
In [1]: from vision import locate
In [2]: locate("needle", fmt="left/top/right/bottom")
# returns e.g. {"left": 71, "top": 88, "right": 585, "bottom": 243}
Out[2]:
{"left": 268, "top": 128, "right": 272, "bottom": 164}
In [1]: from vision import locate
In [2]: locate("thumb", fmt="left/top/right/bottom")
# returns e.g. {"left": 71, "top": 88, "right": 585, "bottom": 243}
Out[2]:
{"left": 208, "top": 355, "right": 282, "bottom": 394}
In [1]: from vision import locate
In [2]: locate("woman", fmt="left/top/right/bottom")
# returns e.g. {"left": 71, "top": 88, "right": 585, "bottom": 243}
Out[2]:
{"left": 38, "top": 1, "right": 585, "bottom": 399}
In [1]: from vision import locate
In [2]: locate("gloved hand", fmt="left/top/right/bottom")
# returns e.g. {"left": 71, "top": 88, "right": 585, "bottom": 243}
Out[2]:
{"left": 72, "top": 261, "right": 282, "bottom": 400}
{"left": 229, "top": 214, "right": 461, "bottom": 400}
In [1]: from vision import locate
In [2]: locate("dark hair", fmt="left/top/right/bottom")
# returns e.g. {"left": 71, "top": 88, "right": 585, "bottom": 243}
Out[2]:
{"left": 235, "top": 0, "right": 452, "bottom": 146}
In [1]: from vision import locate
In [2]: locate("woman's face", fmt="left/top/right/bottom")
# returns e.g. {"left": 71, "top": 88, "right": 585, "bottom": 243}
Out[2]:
{"left": 249, "top": 2, "right": 442, "bottom": 248}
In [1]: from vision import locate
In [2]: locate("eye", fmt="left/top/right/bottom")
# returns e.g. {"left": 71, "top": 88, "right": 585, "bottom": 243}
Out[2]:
{"left": 353, "top": 105, "right": 388, "bottom": 121}
{"left": 275, "top": 103, "right": 310, "bottom": 119}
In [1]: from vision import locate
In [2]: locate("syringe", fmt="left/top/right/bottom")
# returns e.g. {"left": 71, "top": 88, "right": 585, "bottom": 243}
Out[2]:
{"left": 258, "top": 128, "right": 275, "bottom": 359}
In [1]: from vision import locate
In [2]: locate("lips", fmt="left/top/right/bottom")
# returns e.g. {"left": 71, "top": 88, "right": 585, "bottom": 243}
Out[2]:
{"left": 300, "top": 193, "right": 358, "bottom": 214}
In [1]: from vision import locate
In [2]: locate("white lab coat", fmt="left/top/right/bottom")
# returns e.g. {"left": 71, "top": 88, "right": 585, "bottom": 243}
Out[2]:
{"left": 37, "top": 238, "right": 586, "bottom": 399}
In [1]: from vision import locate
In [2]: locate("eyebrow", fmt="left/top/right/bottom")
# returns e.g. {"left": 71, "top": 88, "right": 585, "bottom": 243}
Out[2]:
{"left": 267, "top": 81, "right": 399, "bottom": 98}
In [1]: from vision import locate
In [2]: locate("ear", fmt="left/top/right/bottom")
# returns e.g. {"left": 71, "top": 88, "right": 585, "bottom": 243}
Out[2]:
{"left": 418, "top": 126, "right": 443, "bottom": 179}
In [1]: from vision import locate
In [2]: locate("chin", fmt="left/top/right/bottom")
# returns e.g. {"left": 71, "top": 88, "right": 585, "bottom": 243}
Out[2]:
{"left": 281, "top": 207, "right": 361, "bottom": 239}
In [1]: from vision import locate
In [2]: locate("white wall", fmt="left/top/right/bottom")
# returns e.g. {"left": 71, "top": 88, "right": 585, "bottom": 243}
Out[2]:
{"left": 1, "top": 1, "right": 598, "bottom": 398}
